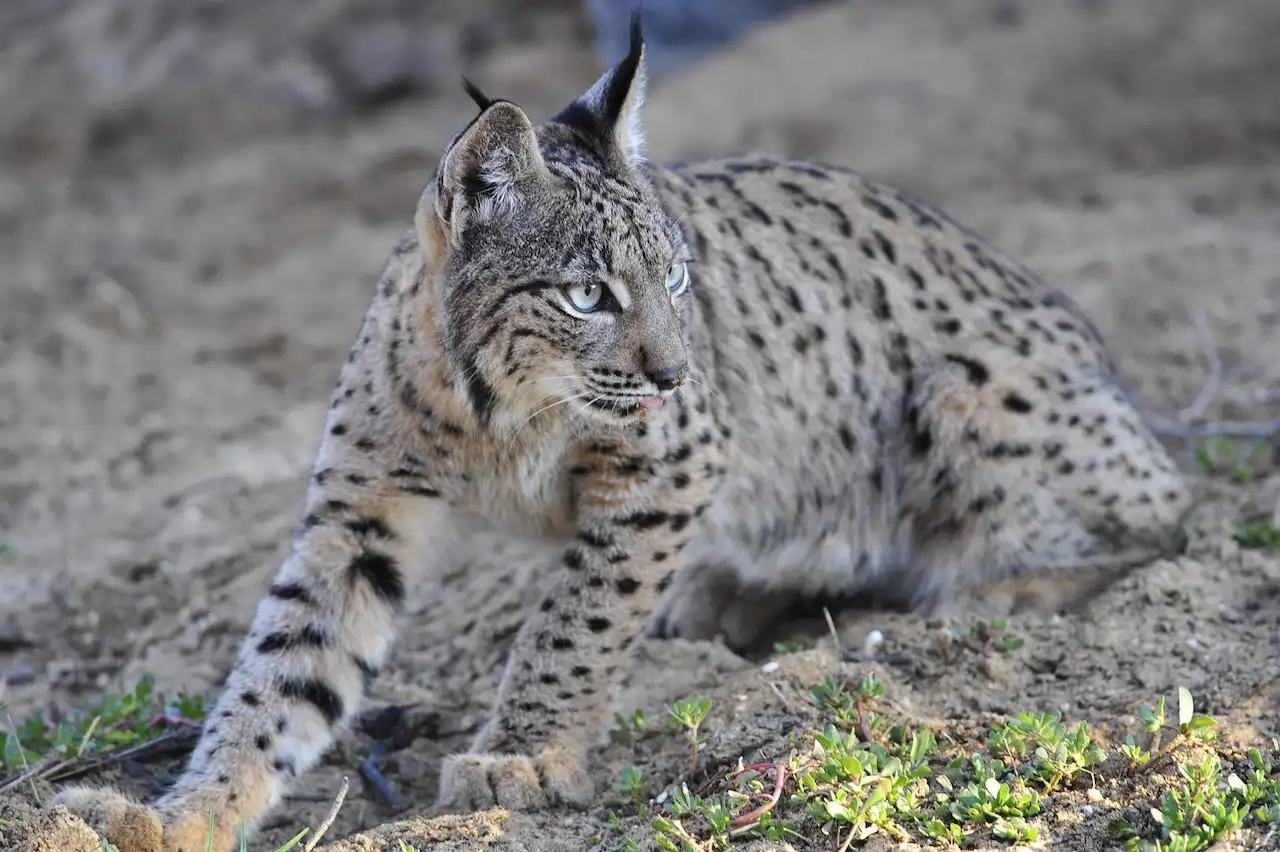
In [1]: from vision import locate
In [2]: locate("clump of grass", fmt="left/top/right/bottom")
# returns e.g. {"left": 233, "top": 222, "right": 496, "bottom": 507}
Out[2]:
{"left": 946, "top": 618, "right": 1025, "bottom": 655}
{"left": 1194, "top": 437, "right": 1271, "bottom": 483}
{"left": 986, "top": 710, "right": 1107, "bottom": 791}
{"left": 634, "top": 675, "right": 1280, "bottom": 852}
{"left": 613, "top": 766, "right": 652, "bottom": 805}
{"left": 1109, "top": 690, "right": 1280, "bottom": 851}
{"left": 771, "top": 637, "right": 815, "bottom": 655}
{"left": 609, "top": 708, "right": 649, "bottom": 748}
{"left": 1234, "top": 519, "right": 1280, "bottom": 550}
{"left": 1, "top": 676, "right": 206, "bottom": 772}
{"left": 1110, "top": 746, "right": 1280, "bottom": 852}
{"left": 664, "top": 695, "right": 713, "bottom": 779}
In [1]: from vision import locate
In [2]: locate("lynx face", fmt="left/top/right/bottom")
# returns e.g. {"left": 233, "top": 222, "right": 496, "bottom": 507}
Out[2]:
{"left": 424, "top": 41, "right": 692, "bottom": 429}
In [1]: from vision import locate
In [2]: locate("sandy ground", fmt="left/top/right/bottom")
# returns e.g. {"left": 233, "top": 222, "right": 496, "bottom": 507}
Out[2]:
{"left": 3, "top": 0, "right": 1280, "bottom": 848}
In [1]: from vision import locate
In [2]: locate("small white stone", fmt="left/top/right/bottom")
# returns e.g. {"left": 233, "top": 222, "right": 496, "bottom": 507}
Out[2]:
{"left": 1081, "top": 804, "right": 1094, "bottom": 816}
{"left": 863, "top": 630, "right": 885, "bottom": 655}
{"left": 761, "top": 661, "right": 780, "bottom": 674}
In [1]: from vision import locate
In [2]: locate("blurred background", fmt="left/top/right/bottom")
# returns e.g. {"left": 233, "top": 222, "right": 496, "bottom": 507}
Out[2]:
{"left": 2, "top": 0, "right": 1280, "bottom": 847}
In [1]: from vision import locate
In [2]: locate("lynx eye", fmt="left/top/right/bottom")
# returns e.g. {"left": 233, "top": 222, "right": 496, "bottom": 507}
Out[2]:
{"left": 566, "top": 281, "right": 605, "bottom": 313}
{"left": 666, "top": 262, "right": 689, "bottom": 294}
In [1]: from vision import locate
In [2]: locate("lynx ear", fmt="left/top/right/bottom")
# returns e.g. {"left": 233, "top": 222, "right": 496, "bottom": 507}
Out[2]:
{"left": 421, "top": 84, "right": 549, "bottom": 246}
{"left": 551, "top": 13, "right": 647, "bottom": 169}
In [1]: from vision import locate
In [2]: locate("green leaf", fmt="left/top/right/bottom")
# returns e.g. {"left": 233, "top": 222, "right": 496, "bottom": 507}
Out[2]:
{"left": 1178, "top": 686, "right": 1194, "bottom": 727}
{"left": 1184, "top": 715, "right": 1218, "bottom": 732}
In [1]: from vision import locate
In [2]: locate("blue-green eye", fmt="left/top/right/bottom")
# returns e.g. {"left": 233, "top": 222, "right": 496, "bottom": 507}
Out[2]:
{"left": 666, "top": 262, "right": 689, "bottom": 294}
{"left": 566, "top": 281, "right": 604, "bottom": 312}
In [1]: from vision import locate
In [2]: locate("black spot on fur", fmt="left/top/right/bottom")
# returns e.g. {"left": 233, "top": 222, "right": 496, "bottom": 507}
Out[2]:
{"left": 578, "top": 527, "right": 615, "bottom": 548}
{"left": 348, "top": 550, "right": 405, "bottom": 605}
{"left": 616, "top": 577, "right": 641, "bottom": 595}
{"left": 465, "top": 372, "right": 497, "bottom": 425}
{"left": 944, "top": 354, "right": 991, "bottom": 386}
{"left": 838, "top": 424, "right": 856, "bottom": 453}
{"left": 1002, "top": 393, "right": 1033, "bottom": 413}
{"left": 619, "top": 510, "right": 670, "bottom": 530}
{"left": 278, "top": 677, "right": 344, "bottom": 726}
{"left": 269, "top": 583, "right": 314, "bottom": 605}
{"left": 353, "top": 655, "right": 379, "bottom": 690}
{"left": 586, "top": 617, "right": 612, "bottom": 633}
{"left": 346, "top": 517, "right": 394, "bottom": 539}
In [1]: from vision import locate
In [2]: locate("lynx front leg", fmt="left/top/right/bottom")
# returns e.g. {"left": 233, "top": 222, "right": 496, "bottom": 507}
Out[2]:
{"left": 436, "top": 440, "right": 720, "bottom": 813}
{"left": 57, "top": 475, "right": 456, "bottom": 852}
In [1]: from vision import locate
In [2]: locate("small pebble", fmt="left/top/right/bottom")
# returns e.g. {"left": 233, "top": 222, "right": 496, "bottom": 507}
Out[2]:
{"left": 6, "top": 664, "right": 35, "bottom": 686}
{"left": 1081, "top": 804, "right": 1094, "bottom": 815}
{"left": 1087, "top": 787, "right": 1104, "bottom": 803}
{"left": 761, "top": 661, "right": 780, "bottom": 674}
{"left": 863, "top": 629, "right": 885, "bottom": 656}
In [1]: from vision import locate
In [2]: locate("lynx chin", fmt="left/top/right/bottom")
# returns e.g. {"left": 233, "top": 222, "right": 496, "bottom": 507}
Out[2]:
{"left": 53, "top": 17, "right": 1189, "bottom": 851}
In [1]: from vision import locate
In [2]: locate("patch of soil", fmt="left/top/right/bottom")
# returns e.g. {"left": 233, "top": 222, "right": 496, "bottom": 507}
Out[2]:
{"left": 3, "top": 0, "right": 1280, "bottom": 849}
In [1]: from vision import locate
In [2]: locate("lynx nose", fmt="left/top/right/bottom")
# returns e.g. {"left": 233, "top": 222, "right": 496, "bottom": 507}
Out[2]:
{"left": 645, "top": 362, "right": 687, "bottom": 392}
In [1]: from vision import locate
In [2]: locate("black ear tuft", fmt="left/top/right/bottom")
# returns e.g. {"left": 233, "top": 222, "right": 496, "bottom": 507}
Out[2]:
{"left": 602, "top": 13, "right": 646, "bottom": 130}
{"left": 461, "top": 76, "right": 494, "bottom": 112}
{"left": 549, "top": 10, "right": 647, "bottom": 165}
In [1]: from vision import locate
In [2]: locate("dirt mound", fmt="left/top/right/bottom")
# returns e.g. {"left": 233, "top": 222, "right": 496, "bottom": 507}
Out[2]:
{"left": 2, "top": 0, "right": 1280, "bottom": 848}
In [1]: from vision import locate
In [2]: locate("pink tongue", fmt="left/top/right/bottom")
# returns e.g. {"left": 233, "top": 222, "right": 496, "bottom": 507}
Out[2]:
{"left": 639, "top": 396, "right": 665, "bottom": 410}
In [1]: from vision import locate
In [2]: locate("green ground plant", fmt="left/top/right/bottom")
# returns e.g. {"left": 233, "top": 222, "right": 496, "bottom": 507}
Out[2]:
{"left": 1, "top": 677, "right": 205, "bottom": 773}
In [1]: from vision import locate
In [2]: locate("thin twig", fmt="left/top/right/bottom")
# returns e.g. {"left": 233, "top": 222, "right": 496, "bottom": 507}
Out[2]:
{"left": 855, "top": 698, "right": 874, "bottom": 744}
{"left": 303, "top": 775, "right": 350, "bottom": 852}
{"left": 0, "top": 752, "right": 56, "bottom": 796}
{"left": 822, "top": 606, "right": 843, "bottom": 661}
{"left": 42, "top": 728, "right": 200, "bottom": 785}
{"left": 1178, "top": 309, "right": 1223, "bottom": 424}
{"left": 1148, "top": 414, "right": 1280, "bottom": 440}
{"left": 2, "top": 714, "right": 41, "bottom": 802}
{"left": 1226, "top": 387, "right": 1280, "bottom": 406}
{"left": 1144, "top": 308, "right": 1280, "bottom": 440}
{"left": 359, "top": 740, "right": 402, "bottom": 810}
{"left": 76, "top": 716, "right": 101, "bottom": 759}
{"left": 729, "top": 761, "right": 788, "bottom": 830}
{"left": 765, "top": 679, "right": 792, "bottom": 711}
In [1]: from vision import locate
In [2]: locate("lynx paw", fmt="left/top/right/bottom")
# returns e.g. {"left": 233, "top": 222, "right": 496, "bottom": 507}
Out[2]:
{"left": 50, "top": 785, "right": 245, "bottom": 852}
{"left": 49, "top": 785, "right": 164, "bottom": 852}
{"left": 435, "top": 747, "right": 594, "bottom": 813}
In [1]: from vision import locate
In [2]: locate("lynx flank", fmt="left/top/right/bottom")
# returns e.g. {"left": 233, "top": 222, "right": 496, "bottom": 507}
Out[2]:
{"left": 55, "top": 20, "right": 1188, "bottom": 851}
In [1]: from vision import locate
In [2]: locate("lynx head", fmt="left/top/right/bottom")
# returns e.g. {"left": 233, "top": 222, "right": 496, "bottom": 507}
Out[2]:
{"left": 415, "top": 17, "right": 692, "bottom": 432}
